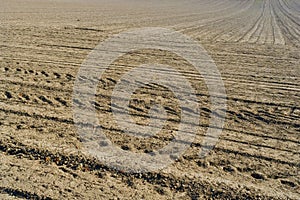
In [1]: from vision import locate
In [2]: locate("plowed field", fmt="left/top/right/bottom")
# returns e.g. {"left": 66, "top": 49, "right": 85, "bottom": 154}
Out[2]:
{"left": 0, "top": 0, "right": 299, "bottom": 199}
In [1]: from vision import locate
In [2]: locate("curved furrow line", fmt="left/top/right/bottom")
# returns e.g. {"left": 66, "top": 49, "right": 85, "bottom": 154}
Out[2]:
{"left": 266, "top": 1, "right": 277, "bottom": 45}
{"left": 277, "top": 0, "right": 300, "bottom": 33}
{"left": 177, "top": 0, "right": 254, "bottom": 35}
{"left": 272, "top": 1, "right": 299, "bottom": 46}
{"left": 190, "top": 1, "right": 260, "bottom": 43}
{"left": 274, "top": 0, "right": 300, "bottom": 45}
{"left": 237, "top": 0, "right": 266, "bottom": 43}
{"left": 270, "top": 1, "right": 285, "bottom": 45}
{"left": 137, "top": 0, "right": 235, "bottom": 31}
{"left": 141, "top": 0, "right": 244, "bottom": 29}
{"left": 279, "top": 0, "right": 300, "bottom": 25}
{"left": 199, "top": 0, "right": 256, "bottom": 40}
{"left": 257, "top": 0, "right": 275, "bottom": 44}
{"left": 229, "top": 2, "right": 264, "bottom": 42}
{"left": 289, "top": 0, "right": 300, "bottom": 12}
{"left": 234, "top": 0, "right": 288, "bottom": 45}
{"left": 186, "top": 0, "right": 234, "bottom": 12}
{"left": 249, "top": 0, "right": 268, "bottom": 44}
{"left": 216, "top": 4, "right": 262, "bottom": 43}
{"left": 251, "top": 4, "right": 269, "bottom": 44}
{"left": 182, "top": 0, "right": 247, "bottom": 24}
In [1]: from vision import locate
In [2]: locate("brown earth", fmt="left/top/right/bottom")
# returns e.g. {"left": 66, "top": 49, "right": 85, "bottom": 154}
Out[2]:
{"left": 0, "top": 0, "right": 299, "bottom": 199}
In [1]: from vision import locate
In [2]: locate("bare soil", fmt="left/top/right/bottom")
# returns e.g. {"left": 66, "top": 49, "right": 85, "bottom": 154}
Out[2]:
{"left": 0, "top": 0, "right": 299, "bottom": 199}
